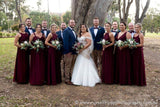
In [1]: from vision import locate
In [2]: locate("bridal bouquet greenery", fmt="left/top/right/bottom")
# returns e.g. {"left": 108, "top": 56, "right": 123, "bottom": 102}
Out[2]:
{"left": 125, "top": 38, "right": 139, "bottom": 48}
{"left": 51, "top": 39, "right": 62, "bottom": 50}
{"left": 30, "top": 39, "right": 45, "bottom": 52}
{"left": 97, "top": 39, "right": 110, "bottom": 45}
{"left": 20, "top": 41, "right": 30, "bottom": 50}
{"left": 73, "top": 42, "right": 84, "bottom": 53}
{"left": 114, "top": 40, "right": 126, "bottom": 47}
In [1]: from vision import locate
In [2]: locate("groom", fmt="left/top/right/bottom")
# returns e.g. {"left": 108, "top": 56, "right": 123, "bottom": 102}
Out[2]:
{"left": 90, "top": 17, "right": 105, "bottom": 76}
{"left": 63, "top": 19, "right": 77, "bottom": 85}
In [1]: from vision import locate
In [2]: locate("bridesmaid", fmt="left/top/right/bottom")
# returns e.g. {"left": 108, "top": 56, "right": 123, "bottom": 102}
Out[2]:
{"left": 45, "top": 24, "right": 62, "bottom": 85}
{"left": 115, "top": 22, "right": 132, "bottom": 85}
{"left": 132, "top": 23, "right": 146, "bottom": 86}
{"left": 29, "top": 24, "right": 46, "bottom": 85}
{"left": 13, "top": 24, "right": 29, "bottom": 84}
{"left": 101, "top": 22, "right": 115, "bottom": 84}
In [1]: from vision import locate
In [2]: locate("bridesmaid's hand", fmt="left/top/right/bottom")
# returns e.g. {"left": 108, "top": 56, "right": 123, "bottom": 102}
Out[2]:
{"left": 25, "top": 47, "right": 28, "bottom": 51}
{"left": 103, "top": 45, "right": 108, "bottom": 51}
{"left": 119, "top": 46, "right": 123, "bottom": 50}
{"left": 53, "top": 46, "right": 57, "bottom": 49}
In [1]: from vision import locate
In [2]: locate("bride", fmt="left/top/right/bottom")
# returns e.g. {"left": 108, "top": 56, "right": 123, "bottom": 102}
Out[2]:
{"left": 71, "top": 24, "right": 101, "bottom": 87}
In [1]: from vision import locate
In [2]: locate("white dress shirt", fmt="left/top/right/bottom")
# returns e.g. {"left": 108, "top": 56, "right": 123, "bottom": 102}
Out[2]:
{"left": 94, "top": 26, "right": 99, "bottom": 37}
{"left": 69, "top": 27, "right": 76, "bottom": 38}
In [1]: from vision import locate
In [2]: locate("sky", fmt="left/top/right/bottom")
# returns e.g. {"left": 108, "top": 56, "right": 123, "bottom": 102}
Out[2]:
{"left": 25, "top": 0, "right": 71, "bottom": 13}
{"left": 25, "top": 0, "right": 160, "bottom": 14}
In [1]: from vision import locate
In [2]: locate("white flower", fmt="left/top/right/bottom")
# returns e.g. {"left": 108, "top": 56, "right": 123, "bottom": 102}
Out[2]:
{"left": 52, "top": 41, "right": 55, "bottom": 44}
{"left": 35, "top": 40, "right": 39, "bottom": 44}
{"left": 56, "top": 41, "right": 59, "bottom": 44}
{"left": 128, "top": 39, "right": 133, "bottom": 44}
{"left": 24, "top": 41, "right": 28, "bottom": 44}
{"left": 130, "top": 41, "right": 133, "bottom": 44}
{"left": 102, "top": 39, "right": 106, "bottom": 45}
{"left": 20, "top": 43, "right": 24, "bottom": 46}
{"left": 117, "top": 40, "right": 122, "bottom": 46}
{"left": 37, "top": 45, "right": 40, "bottom": 47}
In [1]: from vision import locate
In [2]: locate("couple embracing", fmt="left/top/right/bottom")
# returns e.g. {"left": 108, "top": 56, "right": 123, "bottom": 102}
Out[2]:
{"left": 63, "top": 18, "right": 105, "bottom": 87}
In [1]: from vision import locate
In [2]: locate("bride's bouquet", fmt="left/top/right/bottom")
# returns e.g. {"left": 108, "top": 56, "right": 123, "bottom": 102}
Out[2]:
{"left": 30, "top": 39, "right": 45, "bottom": 52}
{"left": 51, "top": 39, "right": 62, "bottom": 50}
{"left": 20, "top": 41, "right": 30, "bottom": 50}
{"left": 73, "top": 42, "right": 84, "bottom": 53}
{"left": 125, "top": 38, "right": 139, "bottom": 48}
{"left": 97, "top": 39, "right": 110, "bottom": 45}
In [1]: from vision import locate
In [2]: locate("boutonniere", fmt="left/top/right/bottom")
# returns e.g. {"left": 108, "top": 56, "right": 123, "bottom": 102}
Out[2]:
{"left": 98, "top": 27, "right": 101, "bottom": 30}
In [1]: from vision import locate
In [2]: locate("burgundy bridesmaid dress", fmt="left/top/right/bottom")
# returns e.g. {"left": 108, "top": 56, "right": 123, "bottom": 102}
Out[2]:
{"left": 13, "top": 32, "right": 29, "bottom": 84}
{"left": 132, "top": 35, "right": 146, "bottom": 86}
{"left": 115, "top": 32, "right": 132, "bottom": 85}
{"left": 29, "top": 33, "right": 46, "bottom": 85}
{"left": 101, "top": 33, "right": 114, "bottom": 84}
{"left": 47, "top": 33, "right": 62, "bottom": 85}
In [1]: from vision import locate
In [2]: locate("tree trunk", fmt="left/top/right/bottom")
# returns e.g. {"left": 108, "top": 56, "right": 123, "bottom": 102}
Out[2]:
{"left": 72, "top": 0, "right": 114, "bottom": 33}
{"left": 135, "top": 0, "right": 150, "bottom": 24}
{"left": 15, "top": 0, "right": 22, "bottom": 23}
{"left": 118, "top": 0, "right": 133, "bottom": 24}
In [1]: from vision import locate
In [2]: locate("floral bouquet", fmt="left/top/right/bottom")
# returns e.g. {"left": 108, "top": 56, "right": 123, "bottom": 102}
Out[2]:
{"left": 73, "top": 42, "right": 84, "bottom": 53}
{"left": 30, "top": 39, "right": 45, "bottom": 52}
{"left": 20, "top": 41, "right": 30, "bottom": 50}
{"left": 51, "top": 39, "right": 62, "bottom": 50}
{"left": 97, "top": 39, "right": 110, "bottom": 45}
{"left": 114, "top": 40, "right": 126, "bottom": 47}
{"left": 125, "top": 38, "right": 139, "bottom": 48}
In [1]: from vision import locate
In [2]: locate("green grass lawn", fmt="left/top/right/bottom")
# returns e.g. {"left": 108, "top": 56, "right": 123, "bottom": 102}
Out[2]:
{"left": 0, "top": 38, "right": 16, "bottom": 79}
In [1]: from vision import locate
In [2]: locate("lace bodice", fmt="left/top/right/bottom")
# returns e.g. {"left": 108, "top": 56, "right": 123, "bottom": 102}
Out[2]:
{"left": 78, "top": 36, "right": 92, "bottom": 46}
{"left": 77, "top": 36, "right": 93, "bottom": 59}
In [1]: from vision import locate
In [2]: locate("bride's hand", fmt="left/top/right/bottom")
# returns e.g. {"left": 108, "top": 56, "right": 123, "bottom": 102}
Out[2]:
{"left": 79, "top": 49, "right": 84, "bottom": 53}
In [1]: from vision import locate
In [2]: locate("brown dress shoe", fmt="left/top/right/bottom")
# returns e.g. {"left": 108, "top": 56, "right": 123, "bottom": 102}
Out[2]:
{"left": 65, "top": 81, "right": 73, "bottom": 85}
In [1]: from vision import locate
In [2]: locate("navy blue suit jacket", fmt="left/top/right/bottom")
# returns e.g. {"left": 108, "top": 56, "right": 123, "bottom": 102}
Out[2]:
{"left": 90, "top": 26, "right": 105, "bottom": 50}
{"left": 25, "top": 27, "right": 35, "bottom": 36}
{"left": 63, "top": 27, "right": 77, "bottom": 54}
{"left": 111, "top": 29, "right": 120, "bottom": 38}
{"left": 56, "top": 30, "right": 64, "bottom": 52}
{"left": 41, "top": 29, "right": 50, "bottom": 38}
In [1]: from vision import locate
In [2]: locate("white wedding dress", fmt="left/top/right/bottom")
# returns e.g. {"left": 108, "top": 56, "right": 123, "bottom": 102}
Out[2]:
{"left": 71, "top": 34, "right": 101, "bottom": 87}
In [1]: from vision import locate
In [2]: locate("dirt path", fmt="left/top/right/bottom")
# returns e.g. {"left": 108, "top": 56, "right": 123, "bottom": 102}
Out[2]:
{"left": 0, "top": 37, "right": 160, "bottom": 107}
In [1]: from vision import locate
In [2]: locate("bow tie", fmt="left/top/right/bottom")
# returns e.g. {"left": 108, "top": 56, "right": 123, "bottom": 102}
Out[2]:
{"left": 94, "top": 27, "right": 99, "bottom": 29}
{"left": 43, "top": 29, "right": 47, "bottom": 31}
{"left": 130, "top": 30, "right": 134, "bottom": 33}
{"left": 28, "top": 28, "right": 32, "bottom": 30}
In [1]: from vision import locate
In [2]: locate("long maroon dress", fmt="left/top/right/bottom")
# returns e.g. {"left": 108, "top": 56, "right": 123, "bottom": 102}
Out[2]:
{"left": 101, "top": 33, "right": 114, "bottom": 84}
{"left": 115, "top": 32, "right": 132, "bottom": 85}
{"left": 132, "top": 35, "right": 146, "bottom": 86}
{"left": 29, "top": 33, "right": 46, "bottom": 85}
{"left": 46, "top": 33, "right": 62, "bottom": 85}
{"left": 13, "top": 32, "right": 29, "bottom": 84}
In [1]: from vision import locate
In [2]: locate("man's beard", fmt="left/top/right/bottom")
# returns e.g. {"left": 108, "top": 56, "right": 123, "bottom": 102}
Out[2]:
{"left": 27, "top": 24, "right": 31, "bottom": 27}
{"left": 62, "top": 28, "right": 66, "bottom": 30}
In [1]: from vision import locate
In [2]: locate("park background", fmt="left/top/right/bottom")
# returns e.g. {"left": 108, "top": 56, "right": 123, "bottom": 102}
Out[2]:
{"left": 0, "top": 0, "right": 160, "bottom": 106}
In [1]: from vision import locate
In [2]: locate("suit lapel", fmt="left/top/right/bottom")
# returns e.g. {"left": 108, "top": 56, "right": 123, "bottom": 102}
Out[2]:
{"left": 90, "top": 27, "right": 96, "bottom": 40}
{"left": 68, "top": 27, "right": 76, "bottom": 39}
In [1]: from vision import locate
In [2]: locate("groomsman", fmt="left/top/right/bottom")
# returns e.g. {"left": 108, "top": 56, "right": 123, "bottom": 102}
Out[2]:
{"left": 128, "top": 23, "right": 135, "bottom": 38}
{"left": 90, "top": 17, "right": 105, "bottom": 76}
{"left": 63, "top": 19, "right": 77, "bottom": 85}
{"left": 111, "top": 21, "right": 120, "bottom": 37}
{"left": 56, "top": 22, "right": 67, "bottom": 44}
{"left": 25, "top": 18, "right": 35, "bottom": 36}
{"left": 41, "top": 20, "right": 50, "bottom": 38}
{"left": 56, "top": 22, "right": 67, "bottom": 78}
